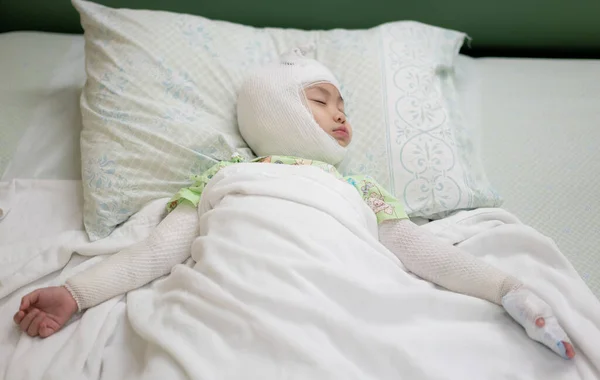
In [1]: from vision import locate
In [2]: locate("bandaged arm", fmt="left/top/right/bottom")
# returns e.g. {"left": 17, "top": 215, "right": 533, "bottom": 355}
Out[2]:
{"left": 64, "top": 203, "right": 198, "bottom": 311}
{"left": 378, "top": 218, "right": 523, "bottom": 305}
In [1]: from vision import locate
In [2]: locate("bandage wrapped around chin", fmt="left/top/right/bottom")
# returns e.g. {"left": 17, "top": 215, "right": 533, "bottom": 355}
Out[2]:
{"left": 237, "top": 48, "right": 348, "bottom": 166}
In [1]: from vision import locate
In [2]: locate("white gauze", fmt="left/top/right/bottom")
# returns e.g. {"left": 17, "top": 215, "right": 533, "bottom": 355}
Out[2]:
{"left": 237, "top": 48, "right": 348, "bottom": 165}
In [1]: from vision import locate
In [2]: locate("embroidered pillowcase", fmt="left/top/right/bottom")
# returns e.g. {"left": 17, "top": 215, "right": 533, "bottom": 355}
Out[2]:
{"left": 74, "top": 0, "right": 500, "bottom": 240}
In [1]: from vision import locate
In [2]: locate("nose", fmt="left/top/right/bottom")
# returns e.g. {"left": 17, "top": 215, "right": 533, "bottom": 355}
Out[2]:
{"left": 335, "top": 110, "right": 346, "bottom": 124}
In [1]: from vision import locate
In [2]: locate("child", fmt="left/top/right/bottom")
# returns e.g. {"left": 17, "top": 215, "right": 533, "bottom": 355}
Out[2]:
{"left": 14, "top": 49, "right": 575, "bottom": 360}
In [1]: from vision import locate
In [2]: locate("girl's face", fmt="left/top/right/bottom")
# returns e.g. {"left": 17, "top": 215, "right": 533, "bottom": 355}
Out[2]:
{"left": 304, "top": 83, "right": 352, "bottom": 147}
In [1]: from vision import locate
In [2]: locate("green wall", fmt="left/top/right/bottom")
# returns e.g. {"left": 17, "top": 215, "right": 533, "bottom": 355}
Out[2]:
{"left": 1, "top": 0, "right": 599, "bottom": 57}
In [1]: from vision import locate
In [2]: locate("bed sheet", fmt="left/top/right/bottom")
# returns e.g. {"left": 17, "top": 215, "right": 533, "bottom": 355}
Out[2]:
{"left": 1, "top": 179, "right": 599, "bottom": 379}
{"left": 0, "top": 32, "right": 85, "bottom": 181}
{"left": 0, "top": 180, "right": 600, "bottom": 380}
{"left": 474, "top": 57, "right": 600, "bottom": 299}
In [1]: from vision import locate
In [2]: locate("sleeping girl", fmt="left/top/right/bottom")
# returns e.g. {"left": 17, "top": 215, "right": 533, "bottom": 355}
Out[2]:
{"left": 14, "top": 48, "right": 575, "bottom": 360}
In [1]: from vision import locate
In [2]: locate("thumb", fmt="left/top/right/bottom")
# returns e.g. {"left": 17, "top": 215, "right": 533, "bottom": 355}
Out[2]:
{"left": 20, "top": 289, "right": 41, "bottom": 311}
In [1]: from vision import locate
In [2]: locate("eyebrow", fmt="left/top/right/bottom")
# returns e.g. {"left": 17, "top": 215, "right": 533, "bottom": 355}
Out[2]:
{"left": 309, "top": 85, "right": 344, "bottom": 103}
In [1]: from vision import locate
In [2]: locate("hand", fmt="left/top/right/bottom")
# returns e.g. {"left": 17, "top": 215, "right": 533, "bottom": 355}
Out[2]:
{"left": 13, "top": 286, "right": 78, "bottom": 338}
{"left": 502, "top": 287, "right": 575, "bottom": 359}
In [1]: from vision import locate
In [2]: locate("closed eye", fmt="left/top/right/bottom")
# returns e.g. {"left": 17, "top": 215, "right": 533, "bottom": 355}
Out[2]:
{"left": 311, "top": 99, "right": 326, "bottom": 105}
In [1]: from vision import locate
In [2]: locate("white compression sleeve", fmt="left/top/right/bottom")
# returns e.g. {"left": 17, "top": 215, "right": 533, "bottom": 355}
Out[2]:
{"left": 378, "top": 218, "right": 522, "bottom": 305}
{"left": 379, "top": 219, "right": 574, "bottom": 359}
{"left": 65, "top": 203, "right": 198, "bottom": 311}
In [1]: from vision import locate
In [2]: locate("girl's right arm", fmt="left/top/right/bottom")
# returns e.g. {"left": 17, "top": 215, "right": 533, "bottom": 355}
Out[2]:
{"left": 65, "top": 202, "right": 198, "bottom": 311}
{"left": 15, "top": 203, "right": 198, "bottom": 338}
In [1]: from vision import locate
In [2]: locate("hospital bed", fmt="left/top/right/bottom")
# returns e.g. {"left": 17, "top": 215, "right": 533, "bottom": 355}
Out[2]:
{"left": 1, "top": 0, "right": 599, "bottom": 378}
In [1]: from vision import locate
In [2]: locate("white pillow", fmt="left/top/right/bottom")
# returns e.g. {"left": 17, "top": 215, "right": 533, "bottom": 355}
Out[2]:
{"left": 73, "top": 0, "right": 500, "bottom": 240}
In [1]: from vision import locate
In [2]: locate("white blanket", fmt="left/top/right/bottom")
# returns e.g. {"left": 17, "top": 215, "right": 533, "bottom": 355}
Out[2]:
{"left": 1, "top": 169, "right": 599, "bottom": 380}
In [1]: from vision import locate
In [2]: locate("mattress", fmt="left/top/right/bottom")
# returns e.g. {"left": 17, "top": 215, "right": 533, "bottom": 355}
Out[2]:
{"left": 0, "top": 32, "right": 85, "bottom": 181}
{"left": 0, "top": 32, "right": 598, "bottom": 298}
{"left": 476, "top": 58, "right": 600, "bottom": 298}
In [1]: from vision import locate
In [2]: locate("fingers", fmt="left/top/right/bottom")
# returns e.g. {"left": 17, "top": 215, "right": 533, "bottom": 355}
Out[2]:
{"left": 13, "top": 310, "right": 25, "bottom": 324}
{"left": 535, "top": 316, "right": 574, "bottom": 360}
{"left": 39, "top": 324, "right": 53, "bottom": 338}
{"left": 502, "top": 288, "right": 574, "bottom": 360}
{"left": 563, "top": 341, "right": 576, "bottom": 359}
{"left": 27, "top": 311, "right": 47, "bottom": 337}
{"left": 39, "top": 320, "right": 60, "bottom": 338}
{"left": 19, "top": 308, "right": 40, "bottom": 333}
{"left": 15, "top": 289, "right": 42, "bottom": 329}
{"left": 15, "top": 308, "right": 60, "bottom": 338}
{"left": 20, "top": 289, "right": 41, "bottom": 311}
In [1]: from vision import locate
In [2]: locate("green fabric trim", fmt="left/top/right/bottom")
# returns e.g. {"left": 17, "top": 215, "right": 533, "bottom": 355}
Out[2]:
{"left": 167, "top": 155, "right": 408, "bottom": 223}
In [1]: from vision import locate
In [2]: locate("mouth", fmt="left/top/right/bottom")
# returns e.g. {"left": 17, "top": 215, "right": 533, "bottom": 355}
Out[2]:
{"left": 332, "top": 126, "right": 349, "bottom": 138}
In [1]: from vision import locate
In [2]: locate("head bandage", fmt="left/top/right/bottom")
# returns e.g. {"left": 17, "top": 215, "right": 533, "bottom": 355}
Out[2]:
{"left": 237, "top": 48, "right": 348, "bottom": 165}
